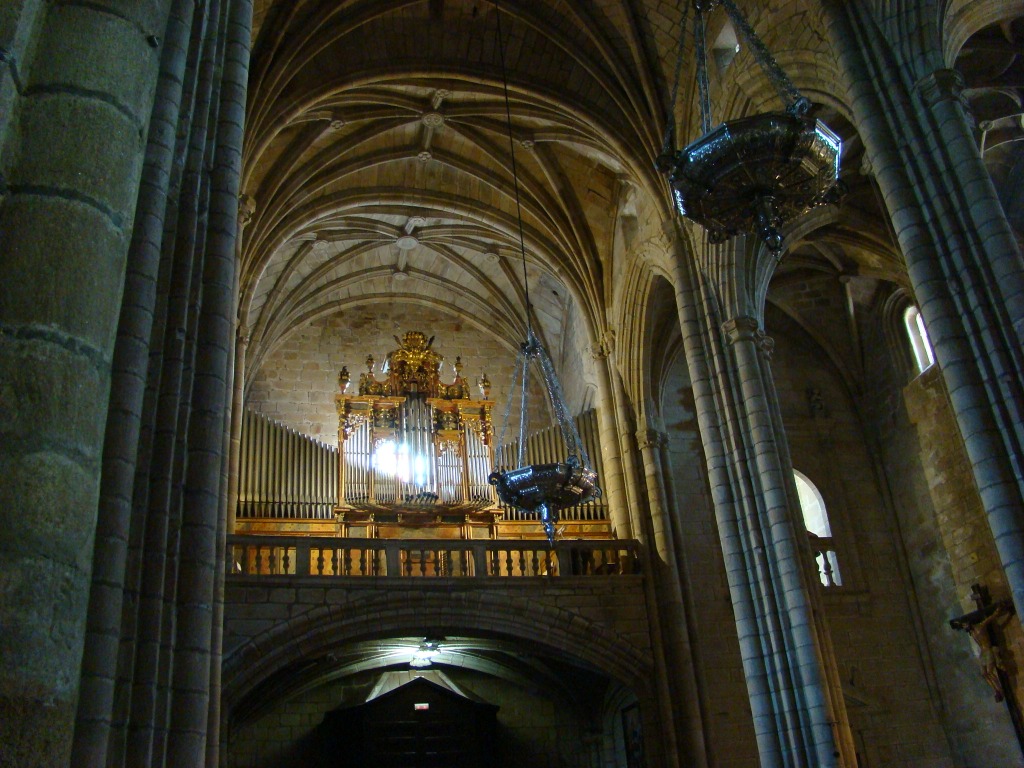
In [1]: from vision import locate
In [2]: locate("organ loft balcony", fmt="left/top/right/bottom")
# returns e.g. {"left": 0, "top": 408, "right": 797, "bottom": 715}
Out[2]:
{"left": 229, "top": 331, "right": 639, "bottom": 585}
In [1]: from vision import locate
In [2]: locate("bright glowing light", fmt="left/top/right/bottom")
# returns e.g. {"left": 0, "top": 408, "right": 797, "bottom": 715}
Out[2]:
{"left": 373, "top": 439, "right": 430, "bottom": 486}
{"left": 373, "top": 439, "right": 401, "bottom": 478}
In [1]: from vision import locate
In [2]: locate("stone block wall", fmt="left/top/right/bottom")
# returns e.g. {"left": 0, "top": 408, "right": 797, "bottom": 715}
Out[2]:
{"left": 857, "top": 289, "right": 1024, "bottom": 766}
{"left": 246, "top": 303, "right": 577, "bottom": 445}
{"left": 769, "top": 294, "right": 1024, "bottom": 767}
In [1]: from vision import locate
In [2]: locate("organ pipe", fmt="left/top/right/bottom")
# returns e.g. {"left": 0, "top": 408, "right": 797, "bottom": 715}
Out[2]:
{"left": 495, "top": 409, "right": 607, "bottom": 522}
{"left": 237, "top": 334, "right": 604, "bottom": 524}
{"left": 237, "top": 409, "right": 339, "bottom": 519}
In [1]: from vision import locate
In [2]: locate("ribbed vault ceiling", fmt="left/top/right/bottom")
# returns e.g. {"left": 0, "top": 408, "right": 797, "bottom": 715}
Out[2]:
{"left": 239, "top": 0, "right": 1024, "bottom": 384}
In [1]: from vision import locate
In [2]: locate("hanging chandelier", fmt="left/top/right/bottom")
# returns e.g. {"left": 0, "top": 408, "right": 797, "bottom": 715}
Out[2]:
{"left": 657, "top": 0, "right": 844, "bottom": 251}
{"left": 486, "top": 2, "right": 600, "bottom": 545}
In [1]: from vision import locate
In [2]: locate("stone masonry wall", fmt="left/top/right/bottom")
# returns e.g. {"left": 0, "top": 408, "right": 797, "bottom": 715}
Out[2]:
{"left": 769, "top": 309, "right": 961, "bottom": 767}
{"left": 246, "top": 303, "right": 575, "bottom": 446}
{"left": 223, "top": 576, "right": 651, "bottom": 672}
{"left": 859, "top": 295, "right": 1024, "bottom": 767}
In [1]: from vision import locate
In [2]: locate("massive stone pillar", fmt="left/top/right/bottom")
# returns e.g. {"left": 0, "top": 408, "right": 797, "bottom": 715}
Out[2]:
{"left": 825, "top": 2, "right": 1024, "bottom": 618}
{"left": 62, "top": 0, "right": 252, "bottom": 765}
{"left": 670, "top": 233, "right": 855, "bottom": 767}
{"left": 636, "top": 428, "right": 710, "bottom": 768}
{"left": 0, "top": 3, "right": 171, "bottom": 765}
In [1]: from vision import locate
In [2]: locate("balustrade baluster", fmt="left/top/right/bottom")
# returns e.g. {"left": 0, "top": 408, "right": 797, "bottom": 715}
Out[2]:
{"left": 224, "top": 536, "right": 639, "bottom": 580}
{"left": 821, "top": 551, "right": 836, "bottom": 587}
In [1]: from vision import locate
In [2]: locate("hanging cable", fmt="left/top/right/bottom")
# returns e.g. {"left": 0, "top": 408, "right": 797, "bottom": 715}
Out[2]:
{"left": 494, "top": 0, "right": 533, "bottom": 338}
{"left": 660, "top": 2, "right": 691, "bottom": 160}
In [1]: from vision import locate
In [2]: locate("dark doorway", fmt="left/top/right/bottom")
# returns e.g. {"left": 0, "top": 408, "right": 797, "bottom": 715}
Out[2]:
{"left": 324, "top": 677, "right": 498, "bottom": 768}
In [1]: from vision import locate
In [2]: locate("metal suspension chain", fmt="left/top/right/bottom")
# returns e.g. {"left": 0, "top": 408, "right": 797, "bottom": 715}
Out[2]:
{"left": 660, "top": 2, "right": 692, "bottom": 157}
{"left": 516, "top": 339, "right": 530, "bottom": 467}
{"left": 717, "top": 0, "right": 809, "bottom": 114}
{"left": 494, "top": 0, "right": 534, "bottom": 337}
{"left": 694, "top": 3, "right": 713, "bottom": 134}
{"left": 533, "top": 334, "right": 590, "bottom": 468}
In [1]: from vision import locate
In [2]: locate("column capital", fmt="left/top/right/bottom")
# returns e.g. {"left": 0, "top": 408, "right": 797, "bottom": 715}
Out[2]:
{"left": 635, "top": 428, "right": 666, "bottom": 451}
{"left": 722, "top": 316, "right": 774, "bottom": 358}
{"left": 914, "top": 68, "right": 966, "bottom": 109}
{"left": 721, "top": 316, "right": 759, "bottom": 343}
{"left": 590, "top": 329, "right": 616, "bottom": 360}
{"left": 238, "top": 194, "right": 256, "bottom": 226}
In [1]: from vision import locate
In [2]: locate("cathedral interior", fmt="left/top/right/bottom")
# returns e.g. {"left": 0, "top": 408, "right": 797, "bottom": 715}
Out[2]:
{"left": 2, "top": 0, "right": 1024, "bottom": 766}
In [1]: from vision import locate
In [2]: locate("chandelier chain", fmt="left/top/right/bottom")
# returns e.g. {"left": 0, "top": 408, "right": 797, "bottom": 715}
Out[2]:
{"left": 494, "top": 1, "right": 533, "bottom": 337}
{"left": 718, "top": 0, "right": 806, "bottom": 112}
{"left": 661, "top": 3, "right": 691, "bottom": 155}
{"left": 694, "top": 4, "right": 713, "bottom": 134}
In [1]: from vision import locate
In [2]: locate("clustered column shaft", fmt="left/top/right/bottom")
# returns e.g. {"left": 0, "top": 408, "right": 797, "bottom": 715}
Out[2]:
{"left": 825, "top": 2, "right": 1024, "bottom": 618}
{"left": 671, "top": 234, "right": 854, "bottom": 767}
{"left": 67, "top": 1, "right": 253, "bottom": 767}
{"left": 0, "top": 3, "right": 172, "bottom": 766}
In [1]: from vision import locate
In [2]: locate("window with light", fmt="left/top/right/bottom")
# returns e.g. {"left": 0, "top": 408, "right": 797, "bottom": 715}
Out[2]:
{"left": 904, "top": 305, "right": 935, "bottom": 373}
{"left": 794, "top": 471, "right": 841, "bottom": 587}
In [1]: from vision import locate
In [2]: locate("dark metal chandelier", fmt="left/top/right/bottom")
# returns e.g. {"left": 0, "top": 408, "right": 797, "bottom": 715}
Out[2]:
{"left": 658, "top": 0, "right": 844, "bottom": 251}
{"left": 486, "top": 2, "right": 600, "bottom": 544}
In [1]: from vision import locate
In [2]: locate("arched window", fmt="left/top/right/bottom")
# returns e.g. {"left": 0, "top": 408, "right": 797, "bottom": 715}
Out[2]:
{"left": 794, "top": 471, "right": 841, "bottom": 587}
{"left": 903, "top": 305, "right": 935, "bottom": 373}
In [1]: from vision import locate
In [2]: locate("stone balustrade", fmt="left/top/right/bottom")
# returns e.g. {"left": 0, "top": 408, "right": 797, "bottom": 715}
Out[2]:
{"left": 227, "top": 534, "right": 639, "bottom": 579}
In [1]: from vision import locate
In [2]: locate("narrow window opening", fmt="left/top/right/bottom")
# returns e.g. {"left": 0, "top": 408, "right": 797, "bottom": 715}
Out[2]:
{"left": 904, "top": 305, "right": 935, "bottom": 373}
{"left": 794, "top": 471, "right": 841, "bottom": 587}
{"left": 712, "top": 19, "right": 741, "bottom": 73}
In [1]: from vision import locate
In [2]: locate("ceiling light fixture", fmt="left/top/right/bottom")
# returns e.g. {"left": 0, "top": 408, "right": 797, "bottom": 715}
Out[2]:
{"left": 486, "top": 0, "right": 600, "bottom": 545}
{"left": 408, "top": 637, "right": 445, "bottom": 669}
{"left": 657, "top": 0, "right": 844, "bottom": 251}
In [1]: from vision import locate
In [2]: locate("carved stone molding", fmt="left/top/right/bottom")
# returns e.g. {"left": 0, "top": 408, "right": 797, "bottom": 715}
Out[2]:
{"left": 915, "top": 68, "right": 968, "bottom": 111}
{"left": 590, "top": 329, "right": 616, "bottom": 360}
{"left": 721, "top": 316, "right": 759, "bottom": 344}
{"left": 635, "top": 428, "right": 665, "bottom": 452}
{"left": 722, "top": 316, "right": 774, "bottom": 358}
{"left": 238, "top": 194, "right": 256, "bottom": 226}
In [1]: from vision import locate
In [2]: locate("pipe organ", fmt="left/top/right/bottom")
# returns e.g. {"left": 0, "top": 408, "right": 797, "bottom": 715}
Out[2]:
{"left": 235, "top": 331, "right": 611, "bottom": 540}
{"left": 236, "top": 409, "right": 338, "bottom": 530}
{"left": 336, "top": 332, "right": 498, "bottom": 536}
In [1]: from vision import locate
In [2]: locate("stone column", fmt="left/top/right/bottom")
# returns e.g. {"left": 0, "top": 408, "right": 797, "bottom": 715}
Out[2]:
{"left": 825, "top": 1, "right": 1024, "bottom": 619}
{"left": 636, "top": 428, "right": 710, "bottom": 767}
{"left": 166, "top": 0, "right": 251, "bottom": 763}
{"left": 589, "top": 334, "right": 633, "bottom": 539}
{"left": 71, "top": 2, "right": 199, "bottom": 763}
{"left": 226, "top": 194, "right": 255, "bottom": 535}
{"left": 0, "top": 3, "right": 170, "bottom": 765}
{"left": 670, "top": 232, "right": 855, "bottom": 767}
